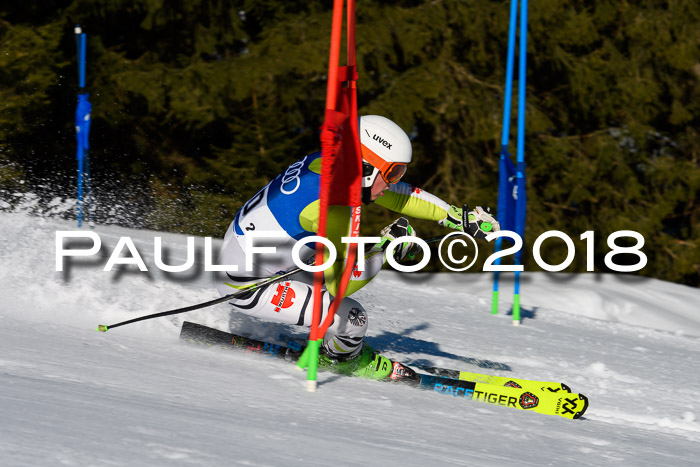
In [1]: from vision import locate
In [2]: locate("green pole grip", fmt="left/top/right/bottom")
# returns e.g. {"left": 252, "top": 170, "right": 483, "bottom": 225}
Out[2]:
{"left": 491, "top": 290, "right": 499, "bottom": 315}
{"left": 512, "top": 293, "right": 521, "bottom": 324}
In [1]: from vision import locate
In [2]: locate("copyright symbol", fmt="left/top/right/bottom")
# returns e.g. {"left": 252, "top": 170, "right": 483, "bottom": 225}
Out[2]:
{"left": 438, "top": 232, "right": 479, "bottom": 272}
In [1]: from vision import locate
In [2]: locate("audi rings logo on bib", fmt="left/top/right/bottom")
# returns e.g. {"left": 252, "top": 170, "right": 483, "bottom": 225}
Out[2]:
{"left": 280, "top": 157, "right": 307, "bottom": 195}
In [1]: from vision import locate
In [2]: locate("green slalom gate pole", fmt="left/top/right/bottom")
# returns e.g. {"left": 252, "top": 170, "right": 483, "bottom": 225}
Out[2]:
{"left": 297, "top": 339, "right": 322, "bottom": 392}
{"left": 511, "top": 257, "right": 522, "bottom": 325}
{"left": 491, "top": 290, "right": 499, "bottom": 315}
{"left": 512, "top": 293, "right": 521, "bottom": 325}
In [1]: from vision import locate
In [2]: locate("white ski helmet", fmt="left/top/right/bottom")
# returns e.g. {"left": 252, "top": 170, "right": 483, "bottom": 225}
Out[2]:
{"left": 359, "top": 115, "right": 412, "bottom": 195}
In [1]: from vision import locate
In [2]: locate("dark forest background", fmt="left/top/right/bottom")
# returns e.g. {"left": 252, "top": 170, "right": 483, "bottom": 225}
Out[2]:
{"left": 1, "top": 1, "right": 699, "bottom": 285}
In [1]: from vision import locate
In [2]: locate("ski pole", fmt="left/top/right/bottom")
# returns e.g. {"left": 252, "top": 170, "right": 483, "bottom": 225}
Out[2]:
{"left": 96, "top": 234, "right": 449, "bottom": 332}
{"left": 96, "top": 266, "right": 305, "bottom": 332}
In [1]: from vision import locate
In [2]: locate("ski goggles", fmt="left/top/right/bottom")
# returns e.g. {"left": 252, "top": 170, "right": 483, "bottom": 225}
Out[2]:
{"left": 360, "top": 145, "right": 408, "bottom": 185}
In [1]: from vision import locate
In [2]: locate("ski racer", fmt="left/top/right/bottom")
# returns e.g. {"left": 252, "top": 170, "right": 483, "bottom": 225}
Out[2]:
{"left": 216, "top": 115, "right": 500, "bottom": 379}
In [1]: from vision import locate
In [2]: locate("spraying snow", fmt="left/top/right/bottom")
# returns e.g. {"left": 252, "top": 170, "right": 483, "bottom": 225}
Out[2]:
{"left": 1, "top": 207, "right": 699, "bottom": 466}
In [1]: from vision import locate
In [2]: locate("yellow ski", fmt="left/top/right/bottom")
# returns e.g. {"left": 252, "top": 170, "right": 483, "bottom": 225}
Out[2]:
{"left": 425, "top": 375, "right": 589, "bottom": 419}
{"left": 419, "top": 366, "right": 572, "bottom": 393}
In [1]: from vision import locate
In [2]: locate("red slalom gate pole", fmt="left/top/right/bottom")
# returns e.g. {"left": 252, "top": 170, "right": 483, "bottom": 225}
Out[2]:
{"left": 299, "top": 0, "right": 348, "bottom": 391}
{"left": 317, "top": 0, "right": 362, "bottom": 339}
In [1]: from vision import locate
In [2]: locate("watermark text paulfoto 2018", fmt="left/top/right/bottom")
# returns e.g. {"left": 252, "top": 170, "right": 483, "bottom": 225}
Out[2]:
{"left": 55, "top": 230, "right": 647, "bottom": 274}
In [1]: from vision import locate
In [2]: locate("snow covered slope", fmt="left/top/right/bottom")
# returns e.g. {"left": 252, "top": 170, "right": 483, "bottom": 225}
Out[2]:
{"left": 1, "top": 209, "right": 700, "bottom": 466}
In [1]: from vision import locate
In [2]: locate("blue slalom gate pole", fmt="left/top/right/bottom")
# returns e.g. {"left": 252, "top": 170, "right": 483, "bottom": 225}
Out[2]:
{"left": 512, "top": 0, "right": 528, "bottom": 324}
{"left": 492, "top": 0, "right": 527, "bottom": 325}
{"left": 74, "top": 26, "right": 92, "bottom": 228}
{"left": 492, "top": 0, "right": 518, "bottom": 317}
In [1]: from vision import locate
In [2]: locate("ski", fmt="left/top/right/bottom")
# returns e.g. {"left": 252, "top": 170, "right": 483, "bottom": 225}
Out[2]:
{"left": 179, "top": 321, "right": 588, "bottom": 419}
{"left": 417, "top": 366, "right": 571, "bottom": 394}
